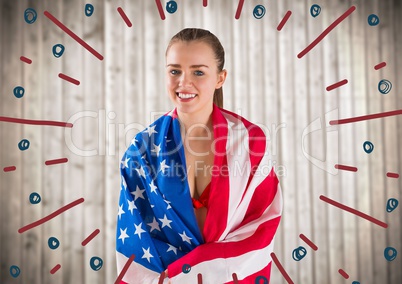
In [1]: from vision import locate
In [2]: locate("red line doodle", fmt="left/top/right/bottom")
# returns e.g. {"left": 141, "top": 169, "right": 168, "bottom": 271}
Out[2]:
{"left": 386, "top": 172, "right": 399, "bottom": 178}
{"left": 326, "top": 79, "right": 348, "bottom": 91}
{"left": 50, "top": 264, "right": 61, "bottom": 274}
{"left": 81, "top": 229, "right": 101, "bottom": 246}
{"left": 299, "top": 234, "right": 318, "bottom": 251}
{"left": 320, "top": 195, "right": 388, "bottom": 228}
{"left": 235, "top": 0, "right": 245, "bottom": 19}
{"left": 277, "top": 11, "right": 292, "bottom": 31}
{"left": 0, "top": 116, "right": 73, "bottom": 128}
{"left": 155, "top": 0, "right": 166, "bottom": 20}
{"left": 3, "top": 166, "right": 16, "bottom": 172}
{"left": 197, "top": 273, "right": 203, "bottom": 284}
{"left": 117, "top": 7, "right": 132, "bottom": 27}
{"left": 20, "top": 56, "right": 32, "bottom": 64}
{"left": 374, "top": 62, "right": 386, "bottom": 70}
{"left": 329, "top": 109, "right": 402, "bottom": 125}
{"left": 270, "top": 252, "right": 294, "bottom": 284}
{"left": 18, "top": 198, "right": 85, "bottom": 233}
{"left": 298, "top": 6, "right": 356, "bottom": 58}
{"left": 232, "top": 273, "right": 239, "bottom": 283}
{"left": 45, "top": 158, "right": 68, "bottom": 166}
{"left": 44, "top": 11, "right": 104, "bottom": 61}
{"left": 203, "top": 0, "right": 208, "bottom": 7}
{"left": 114, "top": 254, "right": 135, "bottom": 284}
{"left": 58, "top": 73, "right": 80, "bottom": 85}
{"left": 158, "top": 271, "right": 166, "bottom": 284}
{"left": 335, "top": 164, "right": 358, "bottom": 172}
{"left": 338, "top": 269, "right": 349, "bottom": 279}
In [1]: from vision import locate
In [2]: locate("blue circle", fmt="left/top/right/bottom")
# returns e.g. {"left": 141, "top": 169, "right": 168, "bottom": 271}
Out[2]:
{"left": 24, "top": 8, "right": 37, "bottom": 24}
{"left": 384, "top": 247, "right": 397, "bottom": 261}
{"left": 378, "top": 79, "right": 392, "bottom": 94}
{"left": 18, "top": 139, "right": 30, "bottom": 151}
{"left": 182, "top": 264, "right": 191, "bottom": 274}
{"left": 255, "top": 275, "right": 269, "bottom": 284}
{"left": 352, "top": 282, "right": 360, "bottom": 284}
{"left": 29, "top": 192, "right": 41, "bottom": 204}
{"left": 85, "top": 4, "right": 94, "bottom": 17}
{"left": 48, "top": 237, "right": 60, "bottom": 250}
{"left": 292, "top": 246, "right": 307, "bottom": 261}
{"left": 310, "top": 4, "right": 321, "bottom": 18}
{"left": 386, "top": 198, "right": 399, "bottom": 213}
{"left": 253, "top": 5, "right": 266, "bottom": 19}
{"left": 13, "top": 86, "right": 25, "bottom": 98}
{"left": 90, "top": 256, "right": 104, "bottom": 271}
{"left": 52, "top": 44, "right": 65, "bottom": 58}
{"left": 10, "top": 265, "right": 21, "bottom": 278}
{"left": 363, "top": 141, "right": 374, "bottom": 154}
{"left": 166, "top": 1, "right": 178, "bottom": 14}
{"left": 368, "top": 14, "right": 380, "bottom": 26}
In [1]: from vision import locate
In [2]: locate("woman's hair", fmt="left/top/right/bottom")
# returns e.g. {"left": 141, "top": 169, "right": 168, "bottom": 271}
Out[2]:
{"left": 166, "top": 28, "right": 225, "bottom": 108}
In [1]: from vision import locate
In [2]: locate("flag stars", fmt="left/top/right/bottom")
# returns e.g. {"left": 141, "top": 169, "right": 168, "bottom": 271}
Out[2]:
{"left": 147, "top": 217, "right": 161, "bottom": 233}
{"left": 131, "top": 137, "right": 138, "bottom": 146}
{"left": 134, "top": 222, "right": 146, "bottom": 239}
{"left": 164, "top": 199, "right": 172, "bottom": 210}
{"left": 127, "top": 200, "right": 137, "bottom": 214}
{"left": 151, "top": 143, "right": 162, "bottom": 157}
{"left": 149, "top": 180, "right": 158, "bottom": 194}
{"left": 159, "top": 214, "right": 173, "bottom": 229}
{"left": 118, "top": 204, "right": 125, "bottom": 220}
{"left": 121, "top": 157, "right": 130, "bottom": 169}
{"left": 135, "top": 166, "right": 146, "bottom": 179}
{"left": 142, "top": 247, "right": 154, "bottom": 263}
{"left": 167, "top": 244, "right": 178, "bottom": 255}
{"left": 121, "top": 176, "right": 127, "bottom": 190}
{"left": 159, "top": 159, "right": 170, "bottom": 173}
{"left": 179, "top": 231, "right": 192, "bottom": 244}
{"left": 145, "top": 125, "right": 157, "bottom": 137}
{"left": 131, "top": 186, "right": 145, "bottom": 201}
{"left": 118, "top": 228, "right": 129, "bottom": 244}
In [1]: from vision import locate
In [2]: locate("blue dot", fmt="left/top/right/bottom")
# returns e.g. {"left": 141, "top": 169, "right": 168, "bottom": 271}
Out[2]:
{"left": 9, "top": 265, "right": 21, "bottom": 278}
{"left": 310, "top": 4, "right": 321, "bottom": 18}
{"left": 48, "top": 237, "right": 60, "bottom": 250}
{"left": 368, "top": 14, "right": 380, "bottom": 26}
{"left": 29, "top": 192, "right": 41, "bottom": 204}
{"left": 378, "top": 79, "right": 392, "bottom": 94}
{"left": 24, "top": 8, "right": 37, "bottom": 24}
{"left": 18, "top": 139, "right": 30, "bottom": 151}
{"left": 182, "top": 264, "right": 191, "bottom": 274}
{"left": 90, "top": 256, "right": 103, "bottom": 271}
{"left": 384, "top": 247, "right": 397, "bottom": 261}
{"left": 363, "top": 141, "right": 374, "bottom": 154}
{"left": 166, "top": 1, "right": 178, "bottom": 14}
{"left": 253, "top": 5, "right": 266, "bottom": 19}
{"left": 52, "top": 44, "right": 65, "bottom": 58}
{"left": 13, "top": 86, "right": 25, "bottom": 98}
{"left": 255, "top": 275, "right": 269, "bottom": 284}
{"left": 85, "top": 4, "right": 94, "bottom": 17}
{"left": 352, "top": 282, "right": 360, "bottom": 284}
{"left": 386, "top": 198, "right": 399, "bottom": 213}
{"left": 292, "top": 246, "right": 307, "bottom": 261}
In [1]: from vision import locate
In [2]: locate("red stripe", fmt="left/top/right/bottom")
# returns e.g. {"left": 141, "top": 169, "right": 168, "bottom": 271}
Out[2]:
{"left": 386, "top": 172, "right": 399, "bottom": 178}
{"left": 224, "top": 262, "right": 272, "bottom": 283}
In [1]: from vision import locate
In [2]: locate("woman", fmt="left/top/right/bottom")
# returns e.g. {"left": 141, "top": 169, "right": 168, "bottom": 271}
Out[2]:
{"left": 116, "top": 28, "right": 282, "bottom": 283}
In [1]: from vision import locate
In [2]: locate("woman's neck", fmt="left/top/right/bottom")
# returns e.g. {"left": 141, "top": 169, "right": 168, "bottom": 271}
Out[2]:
{"left": 177, "top": 107, "right": 213, "bottom": 137}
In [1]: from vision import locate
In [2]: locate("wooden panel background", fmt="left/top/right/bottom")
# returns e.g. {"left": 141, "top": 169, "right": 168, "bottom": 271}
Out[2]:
{"left": 1, "top": 0, "right": 401, "bottom": 283}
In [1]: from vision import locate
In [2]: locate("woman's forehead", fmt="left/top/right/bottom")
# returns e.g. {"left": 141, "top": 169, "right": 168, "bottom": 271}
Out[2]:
{"left": 166, "top": 41, "right": 216, "bottom": 64}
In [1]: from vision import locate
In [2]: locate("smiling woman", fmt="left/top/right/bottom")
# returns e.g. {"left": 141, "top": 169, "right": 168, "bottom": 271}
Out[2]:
{"left": 116, "top": 28, "right": 282, "bottom": 283}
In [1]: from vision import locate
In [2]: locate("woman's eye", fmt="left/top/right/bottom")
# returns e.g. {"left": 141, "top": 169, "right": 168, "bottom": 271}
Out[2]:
{"left": 170, "top": 70, "right": 180, "bottom": 75}
{"left": 194, "top": 70, "right": 204, "bottom": 76}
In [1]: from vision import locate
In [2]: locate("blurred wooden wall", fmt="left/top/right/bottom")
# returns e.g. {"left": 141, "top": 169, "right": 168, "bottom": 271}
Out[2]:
{"left": 1, "top": 0, "right": 401, "bottom": 283}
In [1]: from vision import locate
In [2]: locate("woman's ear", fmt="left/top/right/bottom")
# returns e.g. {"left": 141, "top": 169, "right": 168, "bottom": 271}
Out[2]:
{"left": 216, "top": 69, "right": 227, "bottom": 89}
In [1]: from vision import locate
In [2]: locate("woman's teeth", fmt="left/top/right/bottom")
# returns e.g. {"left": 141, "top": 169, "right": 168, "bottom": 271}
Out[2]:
{"left": 177, "top": 93, "right": 196, "bottom": 99}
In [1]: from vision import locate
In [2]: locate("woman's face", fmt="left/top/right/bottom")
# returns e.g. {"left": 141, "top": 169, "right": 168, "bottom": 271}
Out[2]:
{"left": 166, "top": 40, "right": 226, "bottom": 116}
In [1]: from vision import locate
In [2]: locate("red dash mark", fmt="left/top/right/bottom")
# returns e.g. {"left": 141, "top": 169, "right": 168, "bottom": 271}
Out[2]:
{"left": 298, "top": 6, "right": 356, "bottom": 58}
{"left": 235, "top": 0, "right": 245, "bottom": 20}
{"left": 0, "top": 116, "right": 73, "bottom": 128}
{"left": 374, "top": 62, "right": 387, "bottom": 70}
{"left": 338, "top": 269, "right": 349, "bottom": 279}
{"left": 81, "top": 229, "right": 100, "bottom": 246}
{"left": 320, "top": 195, "right": 388, "bottom": 228}
{"left": 335, "top": 164, "right": 358, "bottom": 172}
{"left": 44, "top": 11, "right": 103, "bottom": 61}
{"left": 18, "top": 198, "right": 85, "bottom": 233}
{"left": 277, "top": 11, "right": 292, "bottom": 31}
{"left": 299, "top": 234, "right": 318, "bottom": 251}
{"left": 50, "top": 264, "right": 61, "bottom": 274}
{"left": 45, "top": 158, "right": 68, "bottom": 166}
{"left": 20, "top": 56, "right": 32, "bottom": 64}
{"left": 114, "top": 254, "right": 135, "bottom": 284}
{"left": 3, "top": 166, "right": 16, "bottom": 172}
{"left": 203, "top": 0, "right": 208, "bottom": 7}
{"left": 270, "top": 252, "right": 294, "bottom": 284}
{"left": 197, "top": 273, "right": 203, "bottom": 284}
{"left": 386, "top": 172, "right": 399, "bottom": 178}
{"left": 117, "top": 7, "right": 132, "bottom": 27}
{"left": 232, "top": 273, "right": 239, "bottom": 283}
{"left": 330, "top": 109, "right": 402, "bottom": 125}
{"left": 158, "top": 271, "right": 166, "bottom": 284}
{"left": 155, "top": 0, "right": 166, "bottom": 20}
{"left": 58, "top": 73, "right": 80, "bottom": 85}
{"left": 326, "top": 79, "right": 348, "bottom": 91}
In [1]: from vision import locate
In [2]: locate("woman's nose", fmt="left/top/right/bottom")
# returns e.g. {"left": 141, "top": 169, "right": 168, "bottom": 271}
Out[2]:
{"left": 179, "top": 73, "right": 192, "bottom": 87}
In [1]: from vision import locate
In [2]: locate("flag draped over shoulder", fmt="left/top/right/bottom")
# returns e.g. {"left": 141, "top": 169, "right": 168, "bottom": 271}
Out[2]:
{"left": 116, "top": 105, "right": 282, "bottom": 284}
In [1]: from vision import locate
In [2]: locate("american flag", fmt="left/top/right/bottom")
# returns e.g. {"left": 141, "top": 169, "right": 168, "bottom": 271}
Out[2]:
{"left": 116, "top": 105, "right": 282, "bottom": 283}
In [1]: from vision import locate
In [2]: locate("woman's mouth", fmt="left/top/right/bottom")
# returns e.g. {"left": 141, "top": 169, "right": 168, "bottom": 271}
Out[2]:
{"left": 176, "top": 93, "right": 197, "bottom": 101}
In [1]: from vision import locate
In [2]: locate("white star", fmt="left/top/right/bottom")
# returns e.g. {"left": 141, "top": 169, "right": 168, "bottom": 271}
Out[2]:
{"left": 134, "top": 222, "right": 146, "bottom": 239}
{"left": 117, "top": 204, "right": 125, "bottom": 220}
{"left": 121, "top": 176, "right": 127, "bottom": 190}
{"left": 159, "top": 214, "right": 173, "bottom": 229}
{"left": 164, "top": 199, "right": 172, "bottom": 210}
{"left": 135, "top": 166, "right": 146, "bottom": 179}
{"left": 179, "top": 231, "right": 192, "bottom": 244}
{"left": 151, "top": 143, "right": 162, "bottom": 157}
{"left": 149, "top": 180, "right": 158, "bottom": 194}
{"left": 118, "top": 228, "right": 129, "bottom": 244}
{"left": 141, "top": 154, "right": 147, "bottom": 161}
{"left": 166, "top": 244, "right": 178, "bottom": 255}
{"left": 121, "top": 157, "right": 130, "bottom": 169}
{"left": 131, "top": 186, "right": 145, "bottom": 201}
{"left": 159, "top": 159, "right": 170, "bottom": 173}
{"left": 142, "top": 247, "right": 154, "bottom": 263}
{"left": 147, "top": 217, "right": 161, "bottom": 233}
{"left": 127, "top": 200, "right": 137, "bottom": 214}
{"left": 131, "top": 137, "right": 138, "bottom": 146}
{"left": 145, "top": 125, "right": 157, "bottom": 137}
